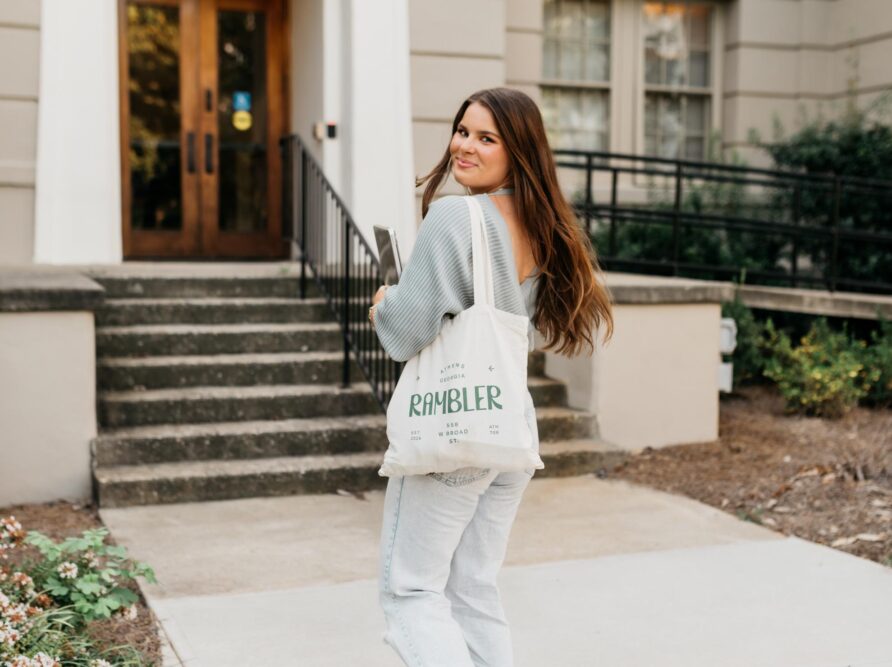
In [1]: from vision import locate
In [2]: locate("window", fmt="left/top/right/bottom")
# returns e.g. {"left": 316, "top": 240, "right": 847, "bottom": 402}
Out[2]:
{"left": 642, "top": 1, "right": 713, "bottom": 160}
{"left": 541, "top": 0, "right": 611, "bottom": 151}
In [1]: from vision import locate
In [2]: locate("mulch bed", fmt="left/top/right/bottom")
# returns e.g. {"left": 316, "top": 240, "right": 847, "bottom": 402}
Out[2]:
{"left": 0, "top": 500, "right": 162, "bottom": 665}
{"left": 610, "top": 383, "right": 892, "bottom": 567}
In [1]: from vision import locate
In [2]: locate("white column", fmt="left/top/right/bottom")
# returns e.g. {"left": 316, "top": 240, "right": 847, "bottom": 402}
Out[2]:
{"left": 346, "top": 0, "right": 417, "bottom": 256}
{"left": 33, "top": 0, "right": 122, "bottom": 264}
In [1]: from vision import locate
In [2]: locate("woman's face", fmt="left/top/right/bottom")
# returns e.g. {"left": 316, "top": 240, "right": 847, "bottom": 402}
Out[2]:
{"left": 449, "top": 101, "right": 511, "bottom": 194}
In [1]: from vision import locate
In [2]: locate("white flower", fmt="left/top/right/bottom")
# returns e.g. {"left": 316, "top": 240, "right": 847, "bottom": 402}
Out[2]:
{"left": 83, "top": 550, "right": 100, "bottom": 569}
{"left": 30, "top": 653, "right": 61, "bottom": 667}
{"left": 89, "top": 660, "right": 114, "bottom": 667}
{"left": 115, "top": 604, "right": 138, "bottom": 621}
{"left": 56, "top": 562, "right": 78, "bottom": 580}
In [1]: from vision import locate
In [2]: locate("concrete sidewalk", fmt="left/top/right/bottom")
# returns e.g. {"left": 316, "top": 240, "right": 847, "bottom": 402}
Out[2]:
{"left": 100, "top": 475, "right": 892, "bottom": 667}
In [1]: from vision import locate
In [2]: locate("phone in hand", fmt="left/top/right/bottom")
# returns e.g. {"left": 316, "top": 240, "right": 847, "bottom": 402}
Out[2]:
{"left": 373, "top": 225, "right": 403, "bottom": 286}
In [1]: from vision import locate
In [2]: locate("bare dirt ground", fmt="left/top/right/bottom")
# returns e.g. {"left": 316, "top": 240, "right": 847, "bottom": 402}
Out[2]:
{"left": 0, "top": 499, "right": 162, "bottom": 665}
{"left": 610, "top": 383, "right": 892, "bottom": 568}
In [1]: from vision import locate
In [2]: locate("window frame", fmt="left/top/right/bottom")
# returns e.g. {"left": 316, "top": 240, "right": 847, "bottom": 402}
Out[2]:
{"left": 540, "top": 0, "right": 614, "bottom": 152}
{"left": 635, "top": 0, "right": 723, "bottom": 162}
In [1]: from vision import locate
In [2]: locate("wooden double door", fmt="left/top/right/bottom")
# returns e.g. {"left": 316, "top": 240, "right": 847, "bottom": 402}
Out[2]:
{"left": 119, "top": 0, "right": 288, "bottom": 258}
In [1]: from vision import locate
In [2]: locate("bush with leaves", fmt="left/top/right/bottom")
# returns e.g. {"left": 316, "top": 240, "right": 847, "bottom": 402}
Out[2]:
{"left": 749, "top": 93, "right": 892, "bottom": 289}
{"left": 759, "top": 317, "right": 880, "bottom": 418}
{"left": 860, "top": 315, "right": 892, "bottom": 407}
{"left": 0, "top": 516, "right": 153, "bottom": 666}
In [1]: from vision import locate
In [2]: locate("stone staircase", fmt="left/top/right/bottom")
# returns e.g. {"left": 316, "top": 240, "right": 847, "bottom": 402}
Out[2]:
{"left": 88, "top": 269, "right": 625, "bottom": 507}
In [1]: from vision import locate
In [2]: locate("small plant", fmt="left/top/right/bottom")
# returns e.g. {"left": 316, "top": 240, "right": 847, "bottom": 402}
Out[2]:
{"left": 23, "top": 529, "right": 156, "bottom": 623}
{"left": 759, "top": 317, "right": 878, "bottom": 418}
{"left": 1, "top": 516, "right": 153, "bottom": 666}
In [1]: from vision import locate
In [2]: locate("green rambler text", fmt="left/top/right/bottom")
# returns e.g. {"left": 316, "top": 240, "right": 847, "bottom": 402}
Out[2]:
{"left": 409, "top": 385, "right": 503, "bottom": 417}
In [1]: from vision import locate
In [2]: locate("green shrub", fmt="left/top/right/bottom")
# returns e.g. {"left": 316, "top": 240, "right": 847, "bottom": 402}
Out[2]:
{"left": 759, "top": 317, "right": 879, "bottom": 418}
{"left": 860, "top": 315, "right": 892, "bottom": 407}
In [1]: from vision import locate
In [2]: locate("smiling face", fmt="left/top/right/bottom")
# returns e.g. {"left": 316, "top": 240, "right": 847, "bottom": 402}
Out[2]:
{"left": 449, "top": 101, "right": 511, "bottom": 194}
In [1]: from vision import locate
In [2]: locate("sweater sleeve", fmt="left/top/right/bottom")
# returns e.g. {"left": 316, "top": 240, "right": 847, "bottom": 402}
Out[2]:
{"left": 373, "top": 196, "right": 474, "bottom": 362}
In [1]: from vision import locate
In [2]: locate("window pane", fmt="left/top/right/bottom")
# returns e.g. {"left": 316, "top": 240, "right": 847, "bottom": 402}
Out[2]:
{"left": 543, "top": 0, "right": 611, "bottom": 83}
{"left": 688, "top": 5, "right": 710, "bottom": 46}
{"left": 127, "top": 4, "right": 182, "bottom": 232}
{"left": 685, "top": 96, "right": 708, "bottom": 134}
{"left": 542, "top": 87, "right": 609, "bottom": 151}
{"left": 645, "top": 44, "right": 661, "bottom": 84}
{"left": 644, "top": 95, "right": 658, "bottom": 134}
{"left": 583, "top": 1, "right": 610, "bottom": 41}
{"left": 556, "top": 1, "right": 583, "bottom": 39}
{"left": 667, "top": 58, "right": 686, "bottom": 86}
{"left": 558, "top": 40, "right": 583, "bottom": 80}
{"left": 543, "top": 37, "right": 559, "bottom": 79}
{"left": 689, "top": 50, "right": 709, "bottom": 87}
{"left": 642, "top": 2, "right": 712, "bottom": 88}
{"left": 218, "top": 9, "right": 268, "bottom": 233}
{"left": 684, "top": 136, "right": 704, "bottom": 160}
{"left": 584, "top": 44, "right": 609, "bottom": 81}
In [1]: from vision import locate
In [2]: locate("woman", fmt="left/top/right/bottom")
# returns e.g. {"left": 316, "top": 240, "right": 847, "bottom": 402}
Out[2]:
{"left": 370, "top": 87, "right": 613, "bottom": 666}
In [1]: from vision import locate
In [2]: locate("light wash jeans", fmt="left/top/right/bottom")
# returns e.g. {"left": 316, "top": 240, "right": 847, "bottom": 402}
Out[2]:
{"left": 378, "top": 465, "right": 534, "bottom": 667}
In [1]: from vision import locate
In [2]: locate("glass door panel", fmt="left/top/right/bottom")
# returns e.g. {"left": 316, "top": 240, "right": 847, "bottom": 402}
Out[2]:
{"left": 217, "top": 9, "right": 268, "bottom": 233}
{"left": 126, "top": 4, "right": 183, "bottom": 231}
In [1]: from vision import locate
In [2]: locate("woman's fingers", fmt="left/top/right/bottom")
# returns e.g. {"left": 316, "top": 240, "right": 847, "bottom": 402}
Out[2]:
{"left": 373, "top": 285, "right": 388, "bottom": 305}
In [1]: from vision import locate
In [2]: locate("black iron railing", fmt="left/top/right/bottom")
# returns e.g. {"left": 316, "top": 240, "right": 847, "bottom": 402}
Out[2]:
{"left": 554, "top": 149, "right": 892, "bottom": 295}
{"left": 280, "top": 133, "right": 402, "bottom": 409}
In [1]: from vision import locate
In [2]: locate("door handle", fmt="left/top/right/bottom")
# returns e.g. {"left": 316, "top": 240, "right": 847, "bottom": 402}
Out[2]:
{"left": 187, "top": 132, "right": 196, "bottom": 173}
{"left": 205, "top": 133, "right": 214, "bottom": 174}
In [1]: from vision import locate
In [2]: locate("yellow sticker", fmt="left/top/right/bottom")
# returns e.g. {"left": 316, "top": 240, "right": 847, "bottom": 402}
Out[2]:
{"left": 232, "top": 110, "right": 252, "bottom": 131}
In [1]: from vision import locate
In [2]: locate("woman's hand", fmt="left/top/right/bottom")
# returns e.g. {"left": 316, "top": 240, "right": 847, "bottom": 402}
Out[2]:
{"left": 373, "top": 285, "right": 388, "bottom": 306}
{"left": 369, "top": 284, "right": 388, "bottom": 327}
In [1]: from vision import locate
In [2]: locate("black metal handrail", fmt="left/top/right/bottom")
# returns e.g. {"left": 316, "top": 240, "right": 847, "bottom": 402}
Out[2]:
{"left": 280, "top": 133, "right": 402, "bottom": 409}
{"left": 554, "top": 149, "right": 892, "bottom": 294}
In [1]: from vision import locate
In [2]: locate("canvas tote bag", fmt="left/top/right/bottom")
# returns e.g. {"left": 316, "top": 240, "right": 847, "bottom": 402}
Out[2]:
{"left": 377, "top": 196, "right": 546, "bottom": 477}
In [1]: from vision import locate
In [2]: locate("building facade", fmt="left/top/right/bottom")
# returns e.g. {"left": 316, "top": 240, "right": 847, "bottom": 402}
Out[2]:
{"left": 1, "top": 0, "right": 890, "bottom": 266}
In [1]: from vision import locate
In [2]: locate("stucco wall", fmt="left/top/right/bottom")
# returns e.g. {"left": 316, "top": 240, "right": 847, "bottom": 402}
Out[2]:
{"left": 723, "top": 0, "right": 892, "bottom": 166}
{"left": 0, "top": 0, "right": 40, "bottom": 265}
{"left": 0, "top": 311, "right": 97, "bottom": 505}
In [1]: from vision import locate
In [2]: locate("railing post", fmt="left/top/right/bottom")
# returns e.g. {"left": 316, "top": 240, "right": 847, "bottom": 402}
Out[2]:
{"left": 299, "top": 146, "right": 308, "bottom": 300}
{"left": 342, "top": 215, "right": 351, "bottom": 388}
{"left": 672, "top": 161, "right": 683, "bottom": 276}
{"left": 830, "top": 176, "right": 841, "bottom": 292}
{"left": 791, "top": 184, "right": 801, "bottom": 288}
{"left": 584, "top": 154, "right": 593, "bottom": 235}
{"left": 609, "top": 167, "right": 618, "bottom": 256}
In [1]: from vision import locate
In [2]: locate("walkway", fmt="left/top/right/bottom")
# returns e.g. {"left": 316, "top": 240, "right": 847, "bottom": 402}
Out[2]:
{"left": 100, "top": 475, "right": 892, "bottom": 667}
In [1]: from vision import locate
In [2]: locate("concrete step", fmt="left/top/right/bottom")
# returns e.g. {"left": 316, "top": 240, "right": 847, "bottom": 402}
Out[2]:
{"left": 93, "top": 414, "right": 389, "bottom": 466}
{"left": 90, "top": 275, "right": 319, "bottom": 299}
{"left": 526, "top": 376, "right": 567, "bottom": 407}
{"left": 95, "top": 297, "right": 332, "bottom": 326}
{"left": 97, "top": 351, "right": 365, "bottom": 390}
{"left": 91, "top": 406, "right": 595, "bottom": 466}
{"left": 97, "top": 383, "right": 381, "bottom": 428}
{"left": 528, "top": 350, "right": 545, "bottom": 376}
{"left": 96, "top": 322, "right": 344, "bottom": 356}
{"left": 98, "top": 350, "right": 546, "bottom": 391}
{"left": 93, "top": 438, "right": 628, "bottom": 507}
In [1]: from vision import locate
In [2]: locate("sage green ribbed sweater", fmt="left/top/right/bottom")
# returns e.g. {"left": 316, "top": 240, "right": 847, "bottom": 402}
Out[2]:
{"left": 373, "top": 193, "right": 540, "bottom": 364}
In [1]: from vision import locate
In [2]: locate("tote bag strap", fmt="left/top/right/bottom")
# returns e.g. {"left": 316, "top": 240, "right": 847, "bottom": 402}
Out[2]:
{"left": 466, "top": 196, "right": 496, "bottom": 307}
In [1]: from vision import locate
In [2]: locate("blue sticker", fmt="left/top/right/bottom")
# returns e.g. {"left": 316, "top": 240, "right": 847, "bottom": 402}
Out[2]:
{"left": 233, "top": 91, "right": 252, "bottom": 112}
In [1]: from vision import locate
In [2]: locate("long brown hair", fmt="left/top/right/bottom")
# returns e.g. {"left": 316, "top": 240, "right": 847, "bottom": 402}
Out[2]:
{"left": 416, "top": 87, "right": 614, "bottom": 356}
